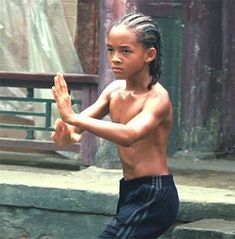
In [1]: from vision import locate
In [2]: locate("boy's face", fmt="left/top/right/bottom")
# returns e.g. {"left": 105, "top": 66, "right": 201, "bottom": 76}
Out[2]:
{"left": 107, "top": 24, "right": 150, "bottom": 79}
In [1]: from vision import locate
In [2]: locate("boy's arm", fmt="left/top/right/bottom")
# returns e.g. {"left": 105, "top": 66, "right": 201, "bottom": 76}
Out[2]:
{"left": 67, "top": 91, "right": 110, "bottom": 135}
{"left": 53, "top": 72, "right": 171, "bottom": 147}
{"left": 51, "top": 118, "right": 82, "bottom": 146}
{"left": 53, "top": 73, "right": 112, "bottom": 122}
{"left": 65, "top": 94, "right": 171, "bottom": 146}
{"left": 52, "top": 73, "right": 112, "bottom": 142}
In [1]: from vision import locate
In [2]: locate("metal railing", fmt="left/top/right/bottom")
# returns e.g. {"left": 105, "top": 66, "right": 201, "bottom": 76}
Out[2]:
{"left": 0, "top": 71, "right": 99, "bottom": 166}
{"left": 0, "top": 95, "right": 81, "bottom": 138}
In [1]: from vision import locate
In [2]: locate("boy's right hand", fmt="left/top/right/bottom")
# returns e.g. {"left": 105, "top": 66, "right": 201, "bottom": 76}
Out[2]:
{"left": 51, "top": 118, "right": 81, "bottom": 146}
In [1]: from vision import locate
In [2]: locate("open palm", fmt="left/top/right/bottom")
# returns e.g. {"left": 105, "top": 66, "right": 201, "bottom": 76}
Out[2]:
{"left": 52, "top": 72, "right": 74, "bottom": 122}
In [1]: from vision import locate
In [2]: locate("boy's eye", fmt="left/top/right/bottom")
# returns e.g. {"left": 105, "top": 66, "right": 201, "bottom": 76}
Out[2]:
{"left": 122, "top": 49, "right": 131, "bottom": 55}
{"left": 107, "top": 48, "right": 114, "bottom": 53}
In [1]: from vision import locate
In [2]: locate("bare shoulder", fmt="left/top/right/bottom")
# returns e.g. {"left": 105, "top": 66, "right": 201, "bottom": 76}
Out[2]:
{"left": 145, "top": 83, "right": 173, "bottom": 123}
{"left": 105, "top": 80, "right": 126, "bottom": 92}
{"left": 98, "top": 80, "right": 125, "bottom": 99}
{"left": 148, "top": 83, "right": 171, "bottom": 105}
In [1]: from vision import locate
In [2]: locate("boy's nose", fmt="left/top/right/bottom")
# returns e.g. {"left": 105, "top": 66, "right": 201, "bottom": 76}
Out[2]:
{"left": 111, "top": 53, "right": 121, "bottom": 63}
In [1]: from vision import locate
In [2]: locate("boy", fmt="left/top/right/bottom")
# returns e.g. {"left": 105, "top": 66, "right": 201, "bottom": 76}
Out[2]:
{"left": 52, "top": 13, "right": 179, "bottom": 239}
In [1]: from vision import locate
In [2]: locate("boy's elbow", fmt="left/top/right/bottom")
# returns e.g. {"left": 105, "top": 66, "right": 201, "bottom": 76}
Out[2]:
{"left": 119, "top": 129, "right": 138, "bottom": 147}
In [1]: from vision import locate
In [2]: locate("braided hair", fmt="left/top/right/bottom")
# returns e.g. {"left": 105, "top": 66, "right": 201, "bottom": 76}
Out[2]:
{"left": 109, "top": 13, "right": 163, "bottom": 90}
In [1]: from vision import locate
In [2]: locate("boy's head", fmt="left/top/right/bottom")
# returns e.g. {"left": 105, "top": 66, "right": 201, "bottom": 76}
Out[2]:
{"left": 109, "top": 13, "right": 163, "bottom": 89}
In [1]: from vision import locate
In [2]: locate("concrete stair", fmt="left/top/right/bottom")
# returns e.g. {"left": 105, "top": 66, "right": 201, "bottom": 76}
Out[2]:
{"left": 167, "top": 158, "right": 235, "bottom": 239}
{"left": 174, "top": 219, "right": 235, "bottom": 239}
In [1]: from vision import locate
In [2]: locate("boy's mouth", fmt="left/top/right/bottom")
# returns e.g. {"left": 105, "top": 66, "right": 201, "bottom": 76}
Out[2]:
{"left": 112, "top": 67, "right": 123, "bottom": 73}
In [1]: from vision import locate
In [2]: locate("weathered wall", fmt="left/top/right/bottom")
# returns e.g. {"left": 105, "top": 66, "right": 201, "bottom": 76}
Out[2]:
{"left": 223, "top": 0, "right": 235, "bottom": 155}
{"left": 61, "top": 0, "right": 78, "bottom": 40}
{"left": 74, "top": 0, "right": 99, "bottom": 74}
{"left": 98, "top": 0, "right": 234, "bottom": 158}
{"left": 74, "top": 0, "right": 234, "bottom": 159}
{"left": 180, "top": 0, "right": 224, "bottom": 155}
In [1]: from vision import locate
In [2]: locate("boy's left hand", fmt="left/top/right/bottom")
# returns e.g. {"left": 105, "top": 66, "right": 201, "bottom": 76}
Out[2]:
{"left": 52, "top": 72, "right": 74, "bottom": 122}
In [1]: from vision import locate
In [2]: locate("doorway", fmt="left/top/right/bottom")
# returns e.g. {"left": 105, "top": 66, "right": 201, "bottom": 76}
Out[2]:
{"left": 156, "top": 17, "right": 182, "bottom": 155}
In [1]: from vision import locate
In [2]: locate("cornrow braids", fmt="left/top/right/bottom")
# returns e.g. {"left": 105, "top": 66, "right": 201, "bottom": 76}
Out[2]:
{"left": 109, "top": 13, "right": 163, "bottom": 90}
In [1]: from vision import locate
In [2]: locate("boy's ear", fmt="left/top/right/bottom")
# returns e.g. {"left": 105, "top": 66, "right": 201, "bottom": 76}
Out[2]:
{"left": 145, "top": 47, "right": 157, "bottom": 63}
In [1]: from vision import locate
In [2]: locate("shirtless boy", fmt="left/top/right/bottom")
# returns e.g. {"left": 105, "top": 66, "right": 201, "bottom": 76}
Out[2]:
{"left": 52, "top": 13, "right": 179, "bottom": 239}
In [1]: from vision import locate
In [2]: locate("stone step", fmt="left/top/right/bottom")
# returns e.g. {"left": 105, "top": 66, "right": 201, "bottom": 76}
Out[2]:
{"left": 174, "top": 219, "right": 235, "bottom": 239}
{"left": 0, "top": 150, "right": 81, "bottom": 170}
{"left": 0, "top": 164, "right": 235, "bottom": 238}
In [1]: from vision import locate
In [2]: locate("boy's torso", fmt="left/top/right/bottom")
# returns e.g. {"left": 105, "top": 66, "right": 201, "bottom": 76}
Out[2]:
{"left": 108, "top": 80, "right": 172, "bottom": 179}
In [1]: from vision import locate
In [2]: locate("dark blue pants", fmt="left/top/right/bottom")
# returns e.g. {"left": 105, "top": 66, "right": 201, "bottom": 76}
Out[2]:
{"left": 98, "top": 174, "right": 179, "bottom": 239}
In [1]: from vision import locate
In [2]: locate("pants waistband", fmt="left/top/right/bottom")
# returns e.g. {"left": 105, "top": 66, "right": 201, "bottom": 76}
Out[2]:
{"left": 120, "top": 174, "right": 174, "bottom": 190}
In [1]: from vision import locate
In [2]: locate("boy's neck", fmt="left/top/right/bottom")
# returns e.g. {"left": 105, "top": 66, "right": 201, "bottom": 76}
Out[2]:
{"left": 125, "top": 75, "right": 152, "bottom": 94}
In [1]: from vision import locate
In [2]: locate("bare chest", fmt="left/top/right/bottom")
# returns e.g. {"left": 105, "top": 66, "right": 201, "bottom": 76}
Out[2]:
{"left": 109, "top": 92, "right": 147, "bottom": 124}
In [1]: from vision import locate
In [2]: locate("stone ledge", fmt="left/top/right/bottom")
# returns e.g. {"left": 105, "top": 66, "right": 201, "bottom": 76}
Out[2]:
{"left": 174, "top": 219, "right": 235, "bottom": 239}
{"left": 0, "top": 205, "right": 111, "bottom": 239}
{"left": 0, "top": 166, "right": 122, "bottom": 216}
{"left": 0, "top": 166, "right": 235, "bottom": 221}
{"left": 0, "top": 184, "right": 117, "bottom": 215}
